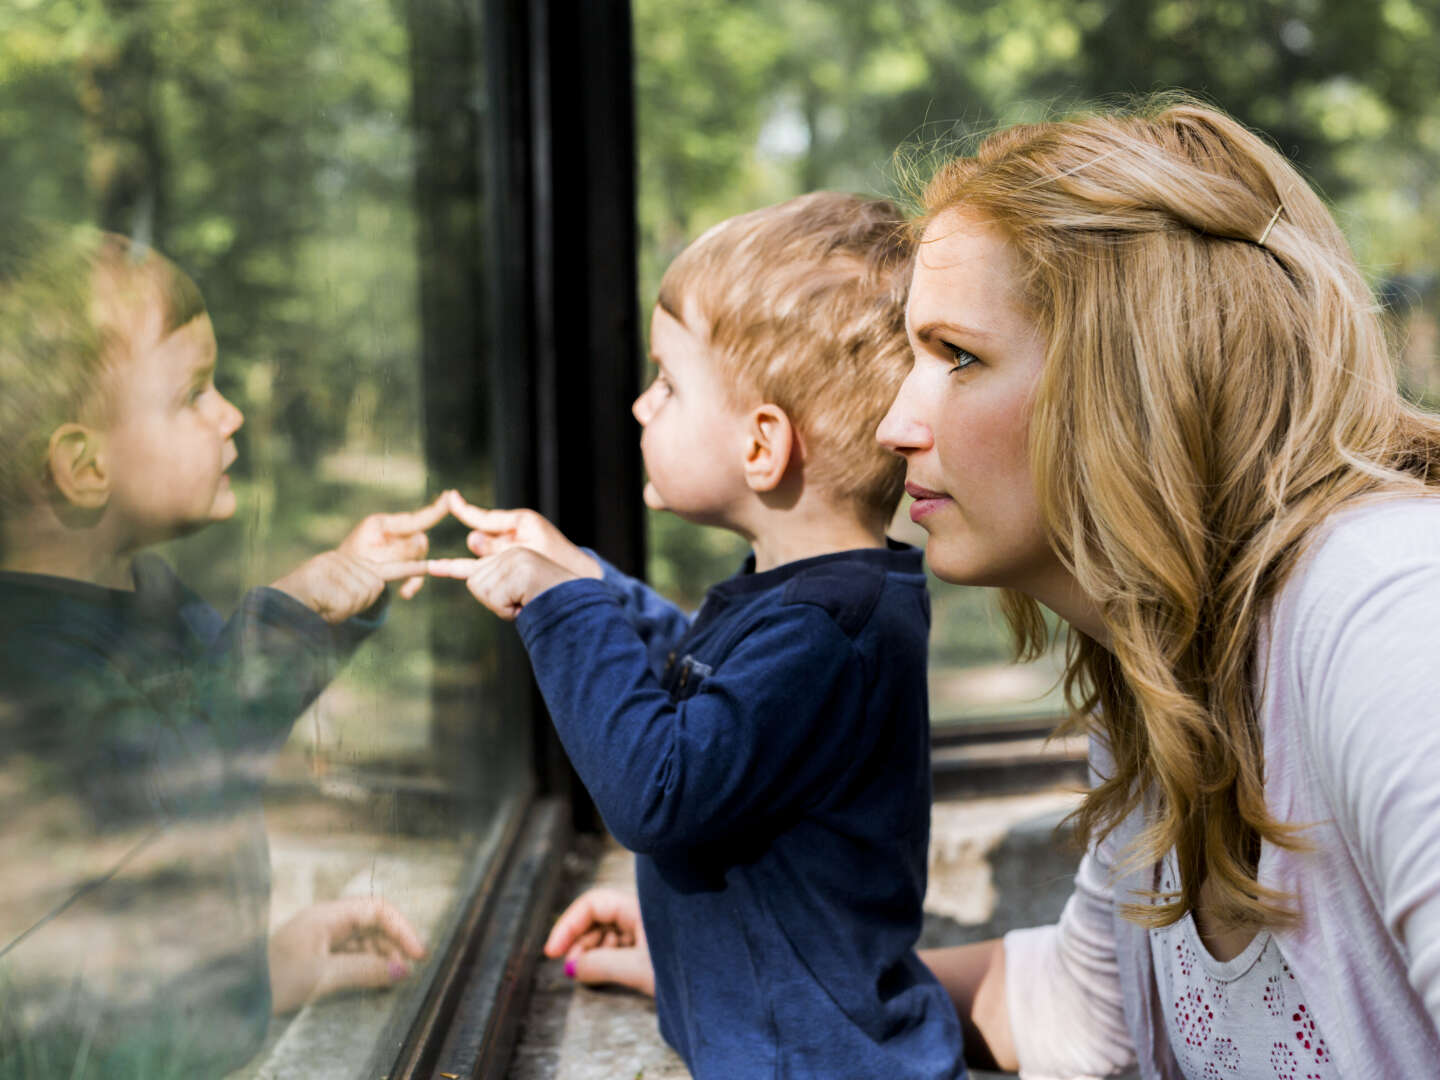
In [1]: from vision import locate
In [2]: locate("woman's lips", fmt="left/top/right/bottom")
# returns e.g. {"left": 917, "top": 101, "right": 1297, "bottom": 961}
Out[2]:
{"left": 906, "top": 482, "right": 951, "bottom": 523}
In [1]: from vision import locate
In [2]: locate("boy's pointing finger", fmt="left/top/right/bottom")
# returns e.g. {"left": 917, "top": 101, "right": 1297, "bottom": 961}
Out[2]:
{"left": 424, "top": 557, "right": 485, "bottom": 580}
{"left": 376, "top": 559, "right": 437, "bottom": 582}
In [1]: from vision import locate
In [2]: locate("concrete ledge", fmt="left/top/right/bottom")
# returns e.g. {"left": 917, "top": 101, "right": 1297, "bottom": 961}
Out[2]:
{"left": 508, "top": 837, "right": 687, "bottom": 1080}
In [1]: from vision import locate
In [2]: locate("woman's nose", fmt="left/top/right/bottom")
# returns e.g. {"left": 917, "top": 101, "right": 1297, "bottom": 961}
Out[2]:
{"left": 876, "top": 382, "right": 930, "bottom": 455}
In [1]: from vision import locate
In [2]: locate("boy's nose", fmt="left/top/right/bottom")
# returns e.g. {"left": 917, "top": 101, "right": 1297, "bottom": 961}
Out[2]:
{"left": 219, "top": 393, "right": 245, "bottom": 436}
{"left": 631, "top": 386, "right": 654, "bottom": 425}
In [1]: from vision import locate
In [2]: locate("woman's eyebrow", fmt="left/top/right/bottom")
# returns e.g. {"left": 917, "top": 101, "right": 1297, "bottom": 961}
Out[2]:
{"left": 910, "top": 320, "right": 994, "bottom": 344}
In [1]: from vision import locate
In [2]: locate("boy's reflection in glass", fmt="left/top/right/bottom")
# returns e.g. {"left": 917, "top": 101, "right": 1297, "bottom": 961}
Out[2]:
{"left": 0, "top": 222, "right": 435, "bottom": 1078}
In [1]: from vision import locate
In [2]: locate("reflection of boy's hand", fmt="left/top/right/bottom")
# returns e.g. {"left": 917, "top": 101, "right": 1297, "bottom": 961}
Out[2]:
{"left": 338, "top": 492, "right": 454, "bottom": 599}
{"left": 268, "top": 897, "right": 428, "bottom": 1015}
{"left": 426, "top": 548, "right": 576, "bottom": 621}
{"left": 270, "top": 551, "right": 431, "bottom": 623}
{"left": 543, "top": 887, "right": 654, "bottom": 996}
{"left": 446, "top": 492, "right": 601, "bottom": 581}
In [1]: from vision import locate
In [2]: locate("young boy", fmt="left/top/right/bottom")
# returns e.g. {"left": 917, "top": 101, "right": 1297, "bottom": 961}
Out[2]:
{"left": 0, "top": 221, "right": 433, "bottom": 1077}
{"left": 432, "top": 193, "right": 965, "bottom": 1078}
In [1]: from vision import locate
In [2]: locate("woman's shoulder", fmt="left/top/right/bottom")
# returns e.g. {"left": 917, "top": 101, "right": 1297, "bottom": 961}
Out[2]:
{"left": 1285, "top": 493, "right": 1440, "bottom": 603}
{"left": 1310, "top": 491, "right": 1440, "bottom": 549}
{"left": 1264, "top": 493, "right": 1440, "bottom": 703}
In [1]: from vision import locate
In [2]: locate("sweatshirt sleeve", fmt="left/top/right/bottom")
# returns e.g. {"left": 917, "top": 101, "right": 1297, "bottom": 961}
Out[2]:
{"left": 1289, "top": 508, "right": 1440, "bottom": 1026}
{"left": 515, "top": 578, "right": 863, "bottom": 857}
{"left": 587, "top": 549, "right": 694, "bottom": 675}
{"left": 198, "top": 585, "right": 383, "bottom": 754}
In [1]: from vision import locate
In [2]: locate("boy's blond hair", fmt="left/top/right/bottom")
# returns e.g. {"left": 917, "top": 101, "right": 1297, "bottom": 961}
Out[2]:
{"left": 0, "top": 221, "right": 206, "bottom": 511}
{"left": 656, "top": 192, "right": 913, "bottom": 527}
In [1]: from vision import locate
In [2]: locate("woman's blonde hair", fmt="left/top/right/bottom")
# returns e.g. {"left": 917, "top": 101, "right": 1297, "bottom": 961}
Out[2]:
{"left": 922, "top": 98, "right": 1440, "bottom": 929}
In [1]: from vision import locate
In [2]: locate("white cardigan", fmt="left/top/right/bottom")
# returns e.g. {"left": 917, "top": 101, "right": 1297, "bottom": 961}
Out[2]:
{"left": 1003, "top": 497, "right": 1440, "bottom": 1079}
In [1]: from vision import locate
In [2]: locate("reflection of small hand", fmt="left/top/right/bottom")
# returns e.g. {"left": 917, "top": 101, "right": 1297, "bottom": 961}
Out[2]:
{"left": 446, "top": 492, "right": 601, "bottom": 581}
{"left": 267, "top": 897, "right": 428, "bottom": 1015}
{"left": 427, "top": 548, "right": 577, "bottom": 621}
{"left": 339, "top": 492, "right": 455, "bottom": 599}
{"left": 269, "top": 550, "right": 430, "bottom": 623}
{"left": 543, "top": 887, "right": 654, "bottom": 996}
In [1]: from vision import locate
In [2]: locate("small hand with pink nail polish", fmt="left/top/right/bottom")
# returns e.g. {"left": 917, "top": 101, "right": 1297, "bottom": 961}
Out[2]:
{"left": 267, "top": 897, "right": 429, "bottom": 1014}
{"left": 545, "top": 888, "right": 653, "bottom": 996}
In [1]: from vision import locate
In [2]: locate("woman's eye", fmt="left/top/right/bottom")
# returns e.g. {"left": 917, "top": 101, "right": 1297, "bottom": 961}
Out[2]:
{"left": 942, "top": 342, "right": 979, "bottom": 374}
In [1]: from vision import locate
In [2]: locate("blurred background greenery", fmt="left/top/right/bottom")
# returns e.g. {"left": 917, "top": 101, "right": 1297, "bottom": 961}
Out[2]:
{"left": 2, "top": 0, "right": 1437, "bottom": 724}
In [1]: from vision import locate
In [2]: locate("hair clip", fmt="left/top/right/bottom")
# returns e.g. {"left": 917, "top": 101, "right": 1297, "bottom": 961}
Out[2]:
{"left": 1258, "top": 203, "right": 1284, "bottom": 247}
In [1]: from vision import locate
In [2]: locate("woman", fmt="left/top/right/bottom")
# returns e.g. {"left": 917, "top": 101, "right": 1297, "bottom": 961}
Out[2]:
{"left": 546, "top": 100, "right": 1440, "bottom": 1078}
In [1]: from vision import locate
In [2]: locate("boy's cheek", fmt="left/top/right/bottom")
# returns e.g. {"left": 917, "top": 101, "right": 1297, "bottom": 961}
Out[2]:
{"left": 641, "top": 479, "right": 667, "bottom": 511}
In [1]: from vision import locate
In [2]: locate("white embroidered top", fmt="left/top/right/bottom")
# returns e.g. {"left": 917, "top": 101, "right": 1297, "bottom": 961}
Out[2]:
{"left": 1149, "top": 852, "right": 1338, "bottom": 1080}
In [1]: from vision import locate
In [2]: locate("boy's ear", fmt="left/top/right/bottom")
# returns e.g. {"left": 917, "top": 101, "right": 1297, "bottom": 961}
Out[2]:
{"left": 742, "top": 404, "right": 796, "bottom": 493}
{"left": 47, "top": 423, "right": 111, "bottom": 509}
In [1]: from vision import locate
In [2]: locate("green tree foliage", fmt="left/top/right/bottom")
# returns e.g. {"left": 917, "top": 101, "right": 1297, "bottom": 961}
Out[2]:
{"left": 635, "top": 0, "right": 1440, "bottom": 284}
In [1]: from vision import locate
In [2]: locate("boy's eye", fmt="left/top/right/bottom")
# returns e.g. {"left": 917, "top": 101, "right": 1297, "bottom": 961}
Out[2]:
{"left": 942, "top": 342, "right": 979, "bottom": 374}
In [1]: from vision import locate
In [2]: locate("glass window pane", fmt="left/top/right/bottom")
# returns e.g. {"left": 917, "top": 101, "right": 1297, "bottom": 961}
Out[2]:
{"left": 0, "top": 2, "right": 526, "bottom": 1076}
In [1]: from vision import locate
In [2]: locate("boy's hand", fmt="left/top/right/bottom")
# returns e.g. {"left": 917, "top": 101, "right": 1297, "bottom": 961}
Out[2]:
{"left": 339, "top": 492, "right": 454, "bottom": 600}
{"left": 543, "top": 887, "right": 653, "bottom": 996}
{"left": 446, "top": 492, "right": 602, "bottom": 581}
{"left": 271, "top": 551, "right": 431, "bottom": 623}
{"left": 426, "top": 548, "right": 577, "bottom": 620}
{"left": 268, "top": 897, "right": 428, "bottom": 1015}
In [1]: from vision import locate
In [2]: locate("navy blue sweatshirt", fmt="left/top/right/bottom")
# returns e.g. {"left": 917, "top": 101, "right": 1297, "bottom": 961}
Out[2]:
{"left": 0, "top": 555, "right": 380, "bottom": 1079}
{"left": 517, "top": 543, "right": 964, "bottom": 1079}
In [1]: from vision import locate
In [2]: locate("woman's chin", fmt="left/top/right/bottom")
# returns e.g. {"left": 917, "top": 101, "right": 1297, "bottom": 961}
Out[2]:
{"left": 921, "top": 542, "right": 995, "bottom": 588}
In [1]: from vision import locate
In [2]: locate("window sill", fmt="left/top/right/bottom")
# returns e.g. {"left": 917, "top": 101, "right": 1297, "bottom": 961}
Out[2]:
{"left": 227, "top": 809, "right": 514, "bottom": 1080}
{"left": 507, "top": 840, "right": 686, "bottom": 1080}
{"left": 509, "top": 787, "right": 1091, "bottom": 1079}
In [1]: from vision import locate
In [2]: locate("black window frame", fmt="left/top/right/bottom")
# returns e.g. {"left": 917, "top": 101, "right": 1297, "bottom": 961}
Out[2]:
{"left": 380, "top": 0, "right": 640, "bottom": 1074}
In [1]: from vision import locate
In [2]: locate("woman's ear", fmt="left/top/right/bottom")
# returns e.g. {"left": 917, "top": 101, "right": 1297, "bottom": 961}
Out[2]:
{"left": 742, "top": 404, "right": 796, "bottom": 493}
{"left": 47, "top": 423, "right": 111, "bottom": 509}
